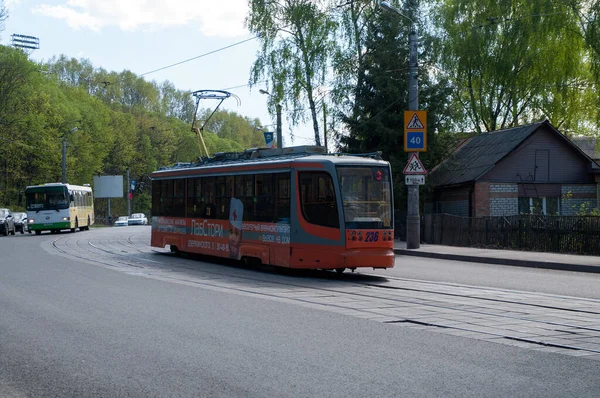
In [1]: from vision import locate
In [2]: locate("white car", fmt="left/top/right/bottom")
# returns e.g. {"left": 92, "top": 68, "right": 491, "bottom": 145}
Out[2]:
{"left": 128, "top": 213, "right": 148, "bottom": 226}
{"left": 114, "top": 216, "right": 129, "bottom": 227}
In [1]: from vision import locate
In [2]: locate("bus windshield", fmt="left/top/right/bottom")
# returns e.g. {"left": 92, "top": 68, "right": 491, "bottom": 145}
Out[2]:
{"left": 26, "top": 186, "right": 70, "bottom": 211}
{"left": 337, "top": 166, "right": 392, "bottom": 229}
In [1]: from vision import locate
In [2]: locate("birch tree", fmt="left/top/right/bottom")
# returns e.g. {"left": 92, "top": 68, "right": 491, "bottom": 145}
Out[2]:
{"left": 246, "top": 0, "right": 336, "bottom": 145}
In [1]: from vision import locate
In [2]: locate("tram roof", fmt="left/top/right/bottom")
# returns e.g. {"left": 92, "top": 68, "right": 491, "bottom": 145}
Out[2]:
{"left": 152, "top": 146, "right": 388, "bottom": 178}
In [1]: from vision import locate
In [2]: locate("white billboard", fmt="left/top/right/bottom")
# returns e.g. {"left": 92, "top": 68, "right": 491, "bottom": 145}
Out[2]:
{"left": 93, "top": 175, "right": 123, "bottom": 198}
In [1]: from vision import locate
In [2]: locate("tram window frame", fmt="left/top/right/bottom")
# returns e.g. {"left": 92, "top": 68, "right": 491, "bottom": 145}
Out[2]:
{"left": 216, "top": 176, "right": 233, "bottom": 220}
{"left": 152, "top": 180, "right": 161, "bottom": 216}
{"left": 234, "top": 174, "right": 255, "bottom": 222}
{"left": 299, "top": 171, "right": 339, "bottom": 228}
{"left": 172, "top": 178, "right": 185, "bottom": 217}
{"left": 162, "top": 179, "right": 174, "bottom": 216}
{"left": 202, "top": 177, "right": 216, "bottom": 218}
{"left": 255, "top": 173, "right": 275, "bottom": 222}
{"left": 186, "top": 178, "right": 201, "bottom": 217}
{"left": 275, "top": 173, "right": 291, "bottom": 222}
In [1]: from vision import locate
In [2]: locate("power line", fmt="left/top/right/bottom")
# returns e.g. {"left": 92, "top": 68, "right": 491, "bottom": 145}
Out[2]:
{"left": 139, "top": 36, "right": 258, "bottom": 77}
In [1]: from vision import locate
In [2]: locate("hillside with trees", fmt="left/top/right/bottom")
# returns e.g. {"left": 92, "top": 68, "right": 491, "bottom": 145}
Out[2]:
{"left": 0, "top": 46, "right": 266, "bottom": 219}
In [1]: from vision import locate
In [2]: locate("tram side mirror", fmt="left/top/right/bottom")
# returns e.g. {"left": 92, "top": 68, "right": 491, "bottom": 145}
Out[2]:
{"left": 70, "top": 194, "right": 75, "bottom": 202}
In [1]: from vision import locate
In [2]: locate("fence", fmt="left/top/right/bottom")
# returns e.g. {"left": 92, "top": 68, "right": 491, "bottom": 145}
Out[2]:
{"left": 420, "top": 214, "right": 600, "bottom": 255}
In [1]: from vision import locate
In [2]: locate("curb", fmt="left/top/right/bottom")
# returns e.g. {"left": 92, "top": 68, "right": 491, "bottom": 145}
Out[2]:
{"left": 393, "top": 249, "right": 600, "bottom": 274}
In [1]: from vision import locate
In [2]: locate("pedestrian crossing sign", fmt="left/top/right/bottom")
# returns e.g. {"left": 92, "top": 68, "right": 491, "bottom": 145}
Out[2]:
{"left": 404, "top": 110, "right": 427, "bottom": 152}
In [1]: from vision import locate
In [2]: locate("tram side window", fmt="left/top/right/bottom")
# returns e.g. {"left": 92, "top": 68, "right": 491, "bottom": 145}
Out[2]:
{"left": 275, "top": 173, "right": 290, "bottom": 222}
{"left": 203, "top": 177, "right": 216, "bottom": 218}
{"left": 299, "top": 172, "right": 339, "bottom": 228}
{"left": 152, "top": 180, "right": 160, "bottom": 216}
{"left": 234, "top": 175, "right": 255, "bottom": 222}
{"left": 216, "top": 176, "right": 233, "bottom": 220}
{"left": 172, "top": 178, "right": 185, "bottom": 217}
{"left": 160, "top": 180, "right": 173, "bottom": 216}
{"left": 186, "top": 178, "right": 201, "bottom": 217}
{"left": 255, "top": 174, "right": 274, "bottom": 222}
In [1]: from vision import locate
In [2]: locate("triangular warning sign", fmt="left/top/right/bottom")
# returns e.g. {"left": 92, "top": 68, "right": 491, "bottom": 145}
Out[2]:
{"left": 406, "top": 113, "right": 424, "bottom": 129}
{"left": 403, "top": 153, "right": 427, "bottom": 175}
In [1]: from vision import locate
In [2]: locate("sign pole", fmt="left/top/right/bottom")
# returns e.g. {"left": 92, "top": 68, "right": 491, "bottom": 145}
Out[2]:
{"left": 381, "top": 0, "right": 423, "bottom": 248}
{"left": 406, "top": 7, "right": 420, "bottom": 250}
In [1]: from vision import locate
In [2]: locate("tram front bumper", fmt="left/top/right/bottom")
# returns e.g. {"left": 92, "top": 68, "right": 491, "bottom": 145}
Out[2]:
{"left": 341, "top": 248, "right": 395, "bottom": 269}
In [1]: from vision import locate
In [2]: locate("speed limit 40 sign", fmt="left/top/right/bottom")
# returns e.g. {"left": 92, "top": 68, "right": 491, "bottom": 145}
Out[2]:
{"left": 404, "top": 110, "right": 427, "bottom": 152}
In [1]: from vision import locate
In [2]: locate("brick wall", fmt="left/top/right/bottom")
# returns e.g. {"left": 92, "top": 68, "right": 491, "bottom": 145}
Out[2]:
{"left": 561, "top": 185, "right": 598, "bottom": 215}
{"left": 473, "top": 182, "right": 489, "bottom": 217}
{"left": 489, "top": 183, "right": 518, "bottom": 216}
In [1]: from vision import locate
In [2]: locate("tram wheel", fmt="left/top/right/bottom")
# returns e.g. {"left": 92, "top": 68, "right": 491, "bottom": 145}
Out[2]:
{"left": 35, "top": 230, "right": 41, "bottom": 235}
{"left": 170, "top": 245, "right": 180, "bottom": 255}
{"left": 335, "top": 268, "right": 346, "bottom": 274}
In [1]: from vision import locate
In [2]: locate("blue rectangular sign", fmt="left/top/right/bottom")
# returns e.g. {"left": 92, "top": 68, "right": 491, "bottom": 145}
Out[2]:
{"left": 405, "top": 131, "right": 425, "bottom": 151}
{"left": 263, "top": 131, "right": 274, "bottom": 148}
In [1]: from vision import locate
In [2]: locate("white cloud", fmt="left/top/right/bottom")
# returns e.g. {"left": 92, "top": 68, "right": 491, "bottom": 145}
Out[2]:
{"left": 32, "top": 0, "right": 249, "bottom": 37}
{"left": 5, "top": 0, "right": 23, "bottom": 8}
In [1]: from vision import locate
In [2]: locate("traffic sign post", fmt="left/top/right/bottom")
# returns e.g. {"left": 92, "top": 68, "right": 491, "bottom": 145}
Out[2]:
{"left": 404, "top": 110, "right": 427, "bottom": 152}
{"left": 403, "top": 153, "right": 427, "bottom": 175}
{"left": 403, "top": 111, "right": 426, "bottom": 250}
{"left": 405, "top": 175, "right": 425, "bottom": 185}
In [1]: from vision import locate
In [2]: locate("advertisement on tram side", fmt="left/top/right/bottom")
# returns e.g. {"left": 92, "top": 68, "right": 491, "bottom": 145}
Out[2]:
{"left": 152, "top": 197, "right": 290, "bottom": 260}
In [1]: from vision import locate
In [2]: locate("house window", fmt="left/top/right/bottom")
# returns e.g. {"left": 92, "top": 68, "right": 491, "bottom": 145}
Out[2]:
{"left": 518, "top": 197, "right": 560, "bottom": 215}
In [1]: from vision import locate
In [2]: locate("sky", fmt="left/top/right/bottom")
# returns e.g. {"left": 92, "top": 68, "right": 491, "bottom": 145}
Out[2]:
{"left": 1, "top": 0, "right": 320, "bottom": 147}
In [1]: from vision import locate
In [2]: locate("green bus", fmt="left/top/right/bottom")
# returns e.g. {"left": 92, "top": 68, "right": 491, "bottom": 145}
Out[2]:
{"left": 26, "top": 183, "right": 94, "bottom": 235}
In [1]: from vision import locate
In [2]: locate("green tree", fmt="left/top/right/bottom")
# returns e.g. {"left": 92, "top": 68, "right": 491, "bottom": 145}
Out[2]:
{"left": 246, "top": 0, "right": 337, "bottom": 146}
{"left": 432, "top": 0, "right": 593, "bottom": 133}
{"left": 337, "top": 5, "right": 456, "bottom": 209}
{"left": 329, "top": 0, "right": 374, "bottom": 121}
{"left": 565, "top": 0, "right": 600, "bottom": 125}
{"left": 198, "top": 109, "right": 265, "bottom": 149}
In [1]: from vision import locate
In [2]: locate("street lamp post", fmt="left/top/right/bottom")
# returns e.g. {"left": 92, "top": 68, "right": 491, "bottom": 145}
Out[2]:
{"left": 380, "top": 0, "right": 421, "bottom": 249}
{"left": 259, "top": 89, "right": 282, "bottom": 149}
{"left": 62, "top": 127, "right": 79, "bottom": 184}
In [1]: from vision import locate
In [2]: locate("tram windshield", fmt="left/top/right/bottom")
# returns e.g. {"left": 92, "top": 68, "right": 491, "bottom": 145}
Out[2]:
{"left": 26, "top": 186, "right": 70, "bottom": 211}
{"left": 337, "top": 166, "right": 392, "bottom": 229}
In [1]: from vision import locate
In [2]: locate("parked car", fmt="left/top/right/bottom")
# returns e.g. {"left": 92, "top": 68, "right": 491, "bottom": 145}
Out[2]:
{"left": 12, "top": 212, "right": 28, "bottom": 234}
{"left": 0, "top": 208, "right": 16, "bottom": 236}
{"left": 114, "top": 216, "right": 129, "bottom": 227}
{"left": 128, "top": 213, "right": 148, "bottom": 226}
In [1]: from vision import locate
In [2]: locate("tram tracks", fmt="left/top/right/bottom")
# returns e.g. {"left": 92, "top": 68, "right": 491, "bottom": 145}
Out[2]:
{"left": 44, "top": 229, "right": 600, "bottom": 359}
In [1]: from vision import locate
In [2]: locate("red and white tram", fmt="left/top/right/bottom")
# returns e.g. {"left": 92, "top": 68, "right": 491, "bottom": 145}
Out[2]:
{"left": 150, "top": 146, "right": 394, "bottom": 272}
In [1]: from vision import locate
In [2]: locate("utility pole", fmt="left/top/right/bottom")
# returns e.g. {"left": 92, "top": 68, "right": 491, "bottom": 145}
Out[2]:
{"left": 381, "top": 0, "right": 421, "bottom": 249}
{"left": 61, "top": 139, "right": 67, "bottom": 184}
{"left": 323, "top": 103, "right": 328, "bottom": 153}
{"left": 126, "top": 168, "right": 131, "bottom": 217}
{"left": 261, "top": 89, "right": 283, "bottom": 149}
{"left": 276, "top": 104, "right": 282, "bottom": 149}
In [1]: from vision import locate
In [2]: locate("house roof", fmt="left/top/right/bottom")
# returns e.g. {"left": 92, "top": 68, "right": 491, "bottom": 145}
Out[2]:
{"left": 430, "top": 121, "right": 546, "bottom": 187}
{"left": 571, "top": 137, "right": 600, "bottom": 161}
{"left": 430, "top": 120, "right": 598, "bottom": 186}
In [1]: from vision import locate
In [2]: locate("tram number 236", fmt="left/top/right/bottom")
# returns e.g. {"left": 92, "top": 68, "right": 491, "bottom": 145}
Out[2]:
{"left": 365, "top": 232, "right": 379, "bottom": 242}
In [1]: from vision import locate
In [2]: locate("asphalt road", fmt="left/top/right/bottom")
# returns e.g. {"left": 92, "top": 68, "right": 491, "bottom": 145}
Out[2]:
{"left": 1, "top": 228, "right": 599, "bottom": 397}
{"left": 378, "top": 254, "right": 600, "bottom": 300}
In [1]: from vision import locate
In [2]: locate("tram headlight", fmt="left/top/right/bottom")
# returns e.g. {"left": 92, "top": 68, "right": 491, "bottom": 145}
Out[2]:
{"left": 62, "top": 217, "right": 70, "bottom": 221}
